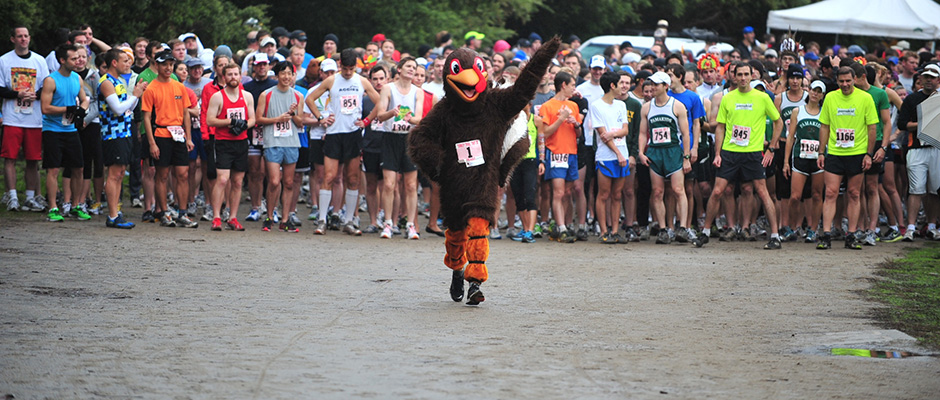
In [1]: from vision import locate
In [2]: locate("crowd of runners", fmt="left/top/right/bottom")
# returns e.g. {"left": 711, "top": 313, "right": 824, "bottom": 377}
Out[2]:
{"left": 2, "top": 21, "right": 939, "bottom": 250}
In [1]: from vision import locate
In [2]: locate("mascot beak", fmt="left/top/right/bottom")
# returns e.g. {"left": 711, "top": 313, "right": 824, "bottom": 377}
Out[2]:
{"left": 447, "top": 68, "right": 488, "bottom": 102}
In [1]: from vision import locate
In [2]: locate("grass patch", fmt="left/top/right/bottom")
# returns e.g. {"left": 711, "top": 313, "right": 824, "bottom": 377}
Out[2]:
{"left": 869, "top": 243, "right": 940, "bottom": 350}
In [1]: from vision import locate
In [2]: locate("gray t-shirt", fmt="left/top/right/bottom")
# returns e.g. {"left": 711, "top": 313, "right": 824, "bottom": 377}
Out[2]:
{"left": 259, "top": 86, "right": 303, "bottom": 148}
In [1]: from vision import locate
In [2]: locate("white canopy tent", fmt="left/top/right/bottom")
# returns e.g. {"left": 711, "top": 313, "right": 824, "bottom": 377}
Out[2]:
{"left": 767, "top": 0, "right": 940, "bottom": 40}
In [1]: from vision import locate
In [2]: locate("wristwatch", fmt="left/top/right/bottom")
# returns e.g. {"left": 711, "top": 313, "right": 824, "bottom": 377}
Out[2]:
{"left": 683, "top": 154, "right": 691, "bottom": 160}
{"left": 881, "top": 145, "right": 889, "bottom": 152}
{"left": 316, "top": 115, "right": 324, "bottom": 122}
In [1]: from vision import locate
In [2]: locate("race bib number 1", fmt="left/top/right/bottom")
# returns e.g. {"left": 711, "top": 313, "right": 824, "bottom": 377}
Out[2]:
{"left": 651, "top": 127, "right": 671, "bottom": 144}
{"left": 799, "top": 139, "right": 819, "bottom": 159}
{"left": 167, "top": 126, "right": 185, "bottom": 142}
{"left": 731, "top": 125, "right": 751, "bottom": 147}
{"left": 456, "top": 140, "right": 484, "bottom": 167}
{"left": 835, "top": 128, "right": 855, "bottom": 148}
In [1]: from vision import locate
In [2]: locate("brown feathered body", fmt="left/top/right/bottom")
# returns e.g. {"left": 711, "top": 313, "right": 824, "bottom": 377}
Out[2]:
{"left": 408, "top": 38, "right": 560, "bottom": 231}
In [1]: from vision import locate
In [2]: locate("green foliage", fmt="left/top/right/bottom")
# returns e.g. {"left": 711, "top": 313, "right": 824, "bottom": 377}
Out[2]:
{"left": 0, "top": 0, "right": 269, "bottom": 54}
{"left": 870, "top": 243, "right": 940, "bottom": 349}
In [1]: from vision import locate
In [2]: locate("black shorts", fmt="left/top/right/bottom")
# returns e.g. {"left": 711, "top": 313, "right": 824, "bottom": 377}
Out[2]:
{"left": 102, "top": 136, "right": 134, "bottom": 166}
{"left": 215, "top": 139, "right": 248, "bottom": 172}
{"left": 692, "top": 159, "right": 715, "bottom": 182}
{"left": 716, "top": 150, "right": 765, "bottom": 182}
{"left": 79, "top": 123, "right": 103, "bottom": 179}
{"left": 824, "top": 153, "right": 864, "bottom": 177}
{"left": 792, "top": 156, "right": 821, "bottom": 176}
{"left": 865, "top": 159, "right": 884, "bottom": 176}
{"left": 380, "top": 132, "right": 417, "bottom": 173}
{"left": 42, "top": 131, "right": 83, "bottom": 169}
{"left": 153, "top": 136, "right": 190, "bottom": 167}
{"left": 510, "top": 158, "right": 540, "bottom": 211}
{"left": 578, "top": 141, "right": 595, "bottom": 181}
{"left": 310, "top": 139, "right": 325, "bottom": 165}
{"left": 362, "top": 151, "right": 383, "bottom": 177}
{"left": 296, "top": 144, "right": 311, "bottom": 172}
{"left": 323, "top": 132, "right": 361, "bottom": 161}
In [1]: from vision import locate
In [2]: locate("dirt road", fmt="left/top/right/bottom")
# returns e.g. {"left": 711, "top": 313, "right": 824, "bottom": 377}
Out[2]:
{"left": 2, "top": 212, "right": 938, "bottom": 399}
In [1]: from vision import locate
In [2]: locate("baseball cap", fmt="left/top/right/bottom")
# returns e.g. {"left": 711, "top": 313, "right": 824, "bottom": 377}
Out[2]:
{"left": 787, "top": 64, "right": 804, "bottom": 78}
{"left": 589, "top": 55, "right": 606, "bottom": 69}
{"left": 848, "top": 45, "right": 864, "bottom": 56}
{"left": 320, "top": 58, "right": 337, "bottom": 72}
{"left": 764, "top": 49, "right": 778, "bottom": 58}
{"left": 517, "top": 38, "right": 532, "bottom": 48}
{"left": 528, "top": 32, "right": 542, "bottom": 43}
{"left": 804, "top": 52, "right": 819, "bottom": 61}
{"left": 621, "top": 52, "right": 641, "bottom": 64}
{"left": 634, "top": 70, "right": 652, "bottom": 81}
{"left": 179, "top": 32, "right": 197, "bottom": 42}
{"left": 184, "top": 58, "right": 204, "bottom": 68}
{"left": 251, "top": 53, "right": 269, "bottom": 64}
{"left": 891, "top": 40, "right": 910, "bottom": 51}
{"left": 743, "top": 26, "right": 754, "bottom": 34}
{"left": 653, "top": 58, "right": 666, "bottom": 68}
{"left": 372, "top": 33, "right": 386, "bottom": 43}
{"left": 922, "top": 64, "right": 940, "bottom": 78}
{"left": 291, "top": 30, "right": 307, "bottom": 41}
{"left": 260, "top": 37, "right": 276, "bottom": 47}
{"left": 416, "top": 57, "right": 428, "bottom": 68}
{"left": 154, "top": 50, "right": 174, "bottom": 64}
{"left": 493, "top": 39, "right": 511, "bottom": 53}
{"left": 641, "top": 48, "right": 656, "bottom": 59}
{"left": 708, "top": 45, "right": 722, "bottom": 56}
{"left": 887, "top": 56, "right": 899, "bottom": 65}
{"left": 464, "top": 31, "right": 485, "bottom": 41}
{"left": 657, "top": 19, "right": 669, "bottom": 27}
{"left": 749, "top": 80, "right": 766, "bottom": 90}
{"left": 271, "top": 27, "right": 290, "bottom": 39}
{"left": 649, "top": 71, "right": 671, "bottom": 85}
{"left": 810, "top": 80, "right": 826, "bottom": 91}
{"left": 567, "top": 35, "right": 581, "bottom": 43}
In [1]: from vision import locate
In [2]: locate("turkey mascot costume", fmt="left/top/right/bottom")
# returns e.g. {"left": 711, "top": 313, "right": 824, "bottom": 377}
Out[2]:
{"left": 408, "top": 36, "right": 560, "bottom": 305}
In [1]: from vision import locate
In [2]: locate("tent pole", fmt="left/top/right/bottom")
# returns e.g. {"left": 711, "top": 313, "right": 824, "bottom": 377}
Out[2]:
{"left": 835, "top": 33, "right": 840, "bottom": 45}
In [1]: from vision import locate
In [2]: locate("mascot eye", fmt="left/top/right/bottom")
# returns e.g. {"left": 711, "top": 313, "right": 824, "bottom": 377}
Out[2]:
{"left": 449, "top": 59, "right": 463, "bottom": 75}
{"left": 473, "top": 57, "right": 484, "bottom": 72}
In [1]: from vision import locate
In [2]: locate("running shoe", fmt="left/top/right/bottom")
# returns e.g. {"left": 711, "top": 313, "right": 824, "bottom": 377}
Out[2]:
{"left": 928, "top": 228, "right": 940, "bottom": 241}
{"left": 406, "top": 225, "right": 419, "bottom": 240}
{"left": 522, "top": 230, "right": 536, "bottom": 243}
{"left": 263, "top": 218, "right": 274, "bottom": 231}
{"left": 47, "top": 207, "right": 64, "bottom": 222}
{"left": 226, "top": 217, "right": 245, "bottom": 231}
{"left": 245, "top": 208, "right": 261, "bottom": 222}
{"left": 863, "top": 230, "right": 877, "bottom": 246}
{"left": 380, "top": 223, "right": 393, "bottom": 239}
{"left": 186, "top": 202, "right": 197, "bottom": 217}
{"left": 1, "top": 192, "right": 10, "bottom": 206}
{"left": 655, "top": 230, "right": 671, "bottom": 244}
{"left": 308, "top": 205, "right": 319, "bottom": 220}
{"left": 557, "top": 229, "right": 576, "bottom": 243}
{"left": 600, "top": 232, "right": 612, "bottom": 244}
{"left": 6, "top": 196, "right": 20, "bottom": 211}
{"left": 106, "top": 214, "right": 135, "bottom": 229}
{"left": 283, "top": 220, "right": 300, "bottom": 233}
{"left": 62, "top": 202, "right": 71, "bottom": 215}
{"left": 314, "top": 220, "right": 327, "bottom": 235}
{"left": 689, "top": 229, "right": 704, "bottom": 248}
{"left": 131, "top": 197, "right": 143, "bottom": 208}
{"left": 176, "top": 215, "right": 198, "bottom": 228}
{"left": 638, "top": 225, "right": 650, "bottom": 241}
{"left": 489, "top": 226, "right": 502, "bottom": 240}
{"left": 902, "top": 229, "right": 915, "bottom": 242}
{"left": 805, "top": 229, "right": 818, "bottom": 243}
{"left": 221, "top": 207, "right": 230, "bottom": 222}
{"left": 781, "top": 226, "right": 797, "bottom": 242}
{"left": 211, "top": 217, "right": 223, "bottom": 231}
{"left": 764, "top": 236, "right": 782, "bottom": 250}
{"left": 610, "top": 232, "right": 626, "bottom": 244}
{"left": 288, "top": 212, "right": 302, "bottom": 227}
{"left": 20, "top": 197, "right": 45, "bottom": 212}
{"left": 450, "top": 270, "right": 464, "bottom": 302}
{"left": 34, "top": 194, "right": 48, "bottom": 209}
{"left": 816, "top": 233, "right": 832, "bottom": 250}
{"left": 328, "top": 213, "right": 342, "bottom": 231}
{"left": 343, "top": 221, "right": 363, "bottom": 236}
{"left": 882, "top": 228, "right": 902, "bottom": 243}
{"left": 748, "top": 223, "right": 760, "bottom": 241}
{"left": 201, "top": 207, "right": 214, "bottom": 221}
{"left": 194, "top": 192, "right": 206, "bottom": 208}
{"left": 466, "top": 282, "right": 485, "bottom": 305}
{"left": 87, "top": 201, "right": 102, "bottom": 215}
{"left": 624, "top": 227, "right": 639, "bottom": 242}
{"left": 844, "top": 234, "right": 862, "bottom": 250}
{"left": 363, "top": 224, "right": 380, "bottom": 234}
{"left": 720, "top": 228, "right": 737, "bottom": 242}
{"left": 576, "top": 228, "right": 588, "bottom": 241}
{"left": 510, "top": 229, "right": 525, "bottom": 242}
{"left": 398, "top": 215, "right": 409, "bottom": 230}
{"left": 159, "top": 212, "right": 176, "bottom": 227}
{"left": 675, "top": 227, "right": 690, "bottom": 243}
{"left": 70, "top": 206, "right": 92, "bottom": 221}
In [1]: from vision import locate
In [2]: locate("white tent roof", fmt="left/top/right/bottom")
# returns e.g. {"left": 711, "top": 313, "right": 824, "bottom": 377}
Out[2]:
{"left": 767, "top": 0, "right": 940, "bottom": 40}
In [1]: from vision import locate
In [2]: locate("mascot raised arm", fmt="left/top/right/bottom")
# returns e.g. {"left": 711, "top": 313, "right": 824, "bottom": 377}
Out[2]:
{"left": 408, "top": 36, "right": 561, "bottom": 305}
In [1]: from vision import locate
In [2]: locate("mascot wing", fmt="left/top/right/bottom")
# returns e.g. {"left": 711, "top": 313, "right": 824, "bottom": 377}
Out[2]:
{"left": 502, "top": 111, "right": 528, "bottom": 161}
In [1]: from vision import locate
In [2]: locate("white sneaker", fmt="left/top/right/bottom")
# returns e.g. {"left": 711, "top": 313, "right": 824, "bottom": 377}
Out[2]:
{"left": 0, "top": 192, "right": 10, "bottom": 206}
{"left": 928, "top": 228, "right": 940, "bottom": 241}
{"left": 407, "top": 225, "right": 420, "bottom": 240}
{"left": 380, "top": 223, "right": 393, "bottom": 239}
{"left": 21, "top": 197, "right": 45, "bottom": 211}
{"left": 6, "top": 196, "right": 20, "bottom": 211}
{"left": 489, "top": 227, "right": 502, "bottom": 239}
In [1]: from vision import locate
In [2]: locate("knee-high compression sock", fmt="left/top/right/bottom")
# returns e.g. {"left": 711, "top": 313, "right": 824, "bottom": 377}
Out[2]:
{"left": 464, "top": 217, "right": 490, "bottom": 283}
{"left": 318, "top": 189, "right": 331, "bottom": 222}
{"left": 444, "top": 228, "right": 468, "bottom": 271}
{"left": 344, "top": 188, "right": 358, "bottom": 223}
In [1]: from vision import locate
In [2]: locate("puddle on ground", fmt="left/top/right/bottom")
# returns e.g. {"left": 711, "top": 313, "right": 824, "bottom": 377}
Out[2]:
{"left": 791, "top": 329, "right": 936, "bottom": 358}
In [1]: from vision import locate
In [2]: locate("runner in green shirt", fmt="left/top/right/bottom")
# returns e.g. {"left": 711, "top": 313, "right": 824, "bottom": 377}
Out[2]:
{"left": 700, "top": 62, "right": 784, "bottom": 250}
{"left": 816, "top": 65, "right": 879, "bottom": 250}
{"left": 852, "top": 62, "right": 892, "bottom": 246}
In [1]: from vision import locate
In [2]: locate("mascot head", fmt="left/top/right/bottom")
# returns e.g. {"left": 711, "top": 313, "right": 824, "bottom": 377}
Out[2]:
{"left": 444, "top": 48, "right": 488, "bottom": 102}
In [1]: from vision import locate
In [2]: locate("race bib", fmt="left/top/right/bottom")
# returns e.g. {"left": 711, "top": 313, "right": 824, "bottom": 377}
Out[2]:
{"left": 226, "top": 107, "right": 245, "bottom": 121}
{"left": 251, "top": 126, "right": 263, "bottom": 146}
{"left": 15, "top": 98, "right": 32, "bottom": 114}
{"left": 835, "top": 128, "right": 855, "bottom": 148}
{"left": 613, "top": 136, "right": 626, "bottom": 147}
{"left": 731, "top": 125, "right": 751, "bottom": 147}
{"left": 341, "top": 95, "right": 358, "bottom": 114}
{"left": 549, "top": 152, "right": 569, "bottom": 169}
{"left": 456, "top": 140, "right": 484, "bottom": 167}
{"left": 61, "top": 113, "right": 73, "bottom": 125}
{"left": 273, "top": 121, "right": 291, "bottom": 137}
{"left": 391, "top": 121, "right": 411, "bottom": 133}
{"left": 799, "top": 139, "right": 819, "bottom": 159}
{"left": 167, "top": 125, "right": 185, "bottom": 142}
{"left": 651, "top": 127, "right": 671, "bottom": 144}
